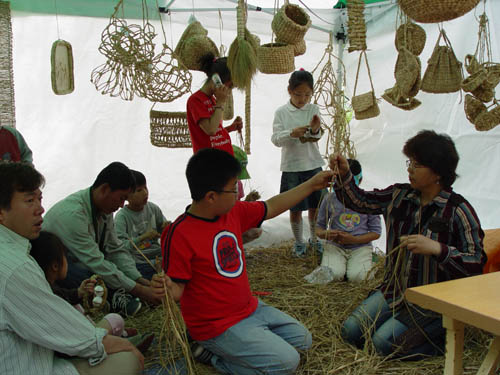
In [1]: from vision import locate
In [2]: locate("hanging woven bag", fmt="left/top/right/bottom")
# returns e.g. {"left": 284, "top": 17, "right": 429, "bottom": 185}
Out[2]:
{"left": 351, "top": 51, "right": 380, "bottom": 120}
{"left": 421, "top": 29, "right": 462, "bottom": 93}
{"left": 394, "top": 47, "right": 420, "bottom": 98}
{"left": 474, "top": 103, "right": 500, "bottom": 131}
{"left": 271, "top": 3, "right": 311, "bottom": 45}
{"left": 395, "top": 22, "right": 426, "bottom": 56}
{"left": 462, "top": 68, "right": 488, "bottom": 93}
{"left": 223, "top": 90, "right": 234, "bottom": 121}
{"left": 464, "top": 94, "right": 487, "bottom": 124}
{"left": 482, "top": 63, "right": 500, "bottom": 91}
{"left": 399, "top": 0, "right": 481, "bottom": 23}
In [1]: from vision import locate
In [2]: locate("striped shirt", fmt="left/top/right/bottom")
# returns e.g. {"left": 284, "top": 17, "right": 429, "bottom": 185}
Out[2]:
{"left": 335, "top": 172, "right": 486, "bottom": 306}
{"left": 0, "top": 224, "right": 107, "bottom": 375}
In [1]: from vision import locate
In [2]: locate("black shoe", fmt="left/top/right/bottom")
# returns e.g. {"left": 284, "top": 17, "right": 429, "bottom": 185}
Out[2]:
{"left": 111, "top": 288, "right": 142, "bottom": 317}
{"left": 190, "top": 342, "right": 213, "bottom": 365}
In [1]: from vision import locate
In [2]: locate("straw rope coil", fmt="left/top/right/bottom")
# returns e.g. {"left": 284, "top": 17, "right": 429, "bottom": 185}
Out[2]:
{"left": 421, "top": 29, "right": 462, "bottom": 94}
{"left": 271, "top": 4, "right": 311, "bottom": 45}
{"left": 347, "top": 0, "right": 367, "bottom": 53}
{"left": 0, "top": 1, "right": 16, "bottom": 127}
{"left": 150, "top": 109, "right": 192, "bottom": 148}
{"left": 257, "top": 42, "right": 295, "bottom": 74}
{"left": 398, "top": 0, "right": 481, "bottom": 23}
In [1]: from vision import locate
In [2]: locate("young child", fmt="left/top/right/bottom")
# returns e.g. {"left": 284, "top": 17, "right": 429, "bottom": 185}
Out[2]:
{"left": 305, "top": 159, "right": 382, "bottom": 284}
{"left": 271, "top": 69, "right": 325, "bottom": 257}
{"left": 114, "top": 170, "right": 168, "bottom": 281}
{"left": 29, "top": 231, "right": 154, "bottom": 352}
{"left": 152, "top": 148, "right": 334, "bottom": 374}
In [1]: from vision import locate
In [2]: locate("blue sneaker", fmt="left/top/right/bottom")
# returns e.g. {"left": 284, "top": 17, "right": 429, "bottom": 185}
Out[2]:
{"left": 293, "top": 242, "right": 307, "bottom": 257}
{"left": 308, "top": 239, "right": 324, "bottom": 255}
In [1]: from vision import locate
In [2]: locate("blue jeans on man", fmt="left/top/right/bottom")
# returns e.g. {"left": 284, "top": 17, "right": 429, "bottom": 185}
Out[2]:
{"left": 198, "top": 300, "right": 312, "bottom": 374}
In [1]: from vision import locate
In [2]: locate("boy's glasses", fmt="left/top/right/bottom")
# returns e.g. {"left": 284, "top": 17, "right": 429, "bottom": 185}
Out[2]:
{"left": 219, "top": 183, "right": 239, "bottom": 195}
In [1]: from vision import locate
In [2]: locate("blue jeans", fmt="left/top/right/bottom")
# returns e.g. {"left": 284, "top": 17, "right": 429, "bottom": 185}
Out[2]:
{"left": 342, "top": 291, "right": 444, "bottom": 357}
{"left": 199, "top": 300, "right": 312, "bottom": 374}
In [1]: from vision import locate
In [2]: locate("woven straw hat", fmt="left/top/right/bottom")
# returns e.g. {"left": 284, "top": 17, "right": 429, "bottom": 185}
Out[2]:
{"left": 178, "top": 35, "right": 219, "bottom": 71}
{"left": 395, "top": 22, "right": 426, "bottom": 56}
{"left": 399, "top": 0, "right": 481, "bottom": 23}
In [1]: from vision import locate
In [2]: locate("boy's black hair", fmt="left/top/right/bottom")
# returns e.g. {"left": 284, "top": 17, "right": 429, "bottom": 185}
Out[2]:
{"left": 186, "top": 148, "right": 241, "bottom": 201}
{"left": 0, "top": 162, "right": 45, "bottom": 210}
{"left": 91, "top": 162, "right": 136, "bottom": 192}
{"left": 30, "top": 231, "right": 67, "bottom": 275}
{"left": 288, "top": 70, "right": 314, "bottom": 90}
{"left": 347, "top": 159, "right": 362, "bottom": 176}
{"left": 199, "top": 52, "right": 232, "bottom": 84}
{"left": 130, "top": 170, "right": 146, "bottom": 188}
{"left": 403, "top": 130, "right": 459, "bottom": 189}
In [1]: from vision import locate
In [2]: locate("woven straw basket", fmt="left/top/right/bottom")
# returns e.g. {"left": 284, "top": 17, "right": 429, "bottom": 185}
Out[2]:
{"left": 150, "top": 110, "right": 192, "bottom": 148}
{"left": 178, "top": 35, "right": 219, "bottom": 71}
{"left": 277, "top": 37, "right": 307, "bottom": 57}
{"left": 174, "top": 21, "right": 207, "bottom": 58}
{"left": 483, "top": 63, "right": 500, "bottom": 90}
{"left": 257, "top": 43, "right": 295, "bottom": 74}
{"left": 474, "top": 104, "right": 500, "bottom": 131}
{"left": 471, "top": 85, "right": 495, "bottom": 103}
{"left": 271, "top": 4, "right": 311, "bottom": 45}
{"left": 464, "top": 94, "right": 487, "bottom": 123}
{"left": 462, "top": 69, "right": 487, "bottom": 92}
{"left": 394, "top": 47, "right": 420, "bottom": 98}
{"left": 399, "top": 0, "right": 481, "bottom": 23}
{"left": 395, "top": 22, "right": 426, "bottom": 56}
{"left": 382, "top": 87, "right": 421, "bottom": 111}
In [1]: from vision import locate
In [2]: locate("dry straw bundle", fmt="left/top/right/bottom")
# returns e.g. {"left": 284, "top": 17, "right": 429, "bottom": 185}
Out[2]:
{"left": 312, "top": 34, "right": 356, "bottom": 158}
{"left": 352, "top": 51, "right": 380, "bottom": 120}
{"left": 228, "top": 0, "right": 258, "bottom": 90}
{"left": 347, "top": 0, "right": 367, "bottom": 53}
{"left": 150, "top": 108, "right": 192, "bottom": 148}
{"left": 421, "top": 28, "right": 462, "bottom": 94}
{"left": 399, "top": 0, "right": 481, "bottom": 23}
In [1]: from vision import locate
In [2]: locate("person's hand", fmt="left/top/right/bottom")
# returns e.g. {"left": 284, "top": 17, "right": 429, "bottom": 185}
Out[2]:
{"left": 136, "top": 277, "right": 151, "bottom": 287}
{"left": 329, "top": 154, "right": 350, "bottom": 179}
{"left": 77, "top": 278, "right": 97, "bottom": 298}
{"left": 227, "top": 116, "right": 243, "bottom": 132}
{"left": 307, "top": 170, "right": 335, "bottom": 191}
{"left": 214, "top": 85, "right": 230, "bottom": 105}
{"left": 400, "top": 234, "right": 442, "bottom": 256}
{"left": 322, "top": 229, "right": 340, "bottom": 242}
{"left": 310, "top": 115, "right": 321, "bottom": 133}
{"left": 336, "top": 232, "right": 358, "bottom": 245}
{"left": 289, "top": 125, "right": 309, "bottom": 138}
{"left": 151, "top": 273, "right": 172, "bottom": 299}
{"left": 139, "top": 229, "right": 160, "bottom": 242}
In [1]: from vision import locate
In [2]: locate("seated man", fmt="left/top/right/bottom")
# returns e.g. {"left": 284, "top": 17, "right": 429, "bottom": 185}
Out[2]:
{"left": 43, "top": 162, "right": 158, "bottom": 316}
{"left": 152, "top": 148, "right": 334, "bottom": 374}
{"left": 115, "top": 169, "right": 168, "bottom": 281}
{"left": 305, "top": 159, "right": 382, "bottom": 284}
{"left": 0, "top": 161, "right": 143, "bottom": 375}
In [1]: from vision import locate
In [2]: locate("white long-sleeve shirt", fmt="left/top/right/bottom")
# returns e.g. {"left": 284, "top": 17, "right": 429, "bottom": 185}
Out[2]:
{"left": 271, "top": 102, "right": 325, "bottom": 172}
{"left": 0, "top": 224, "right": 107, "bottom": 375}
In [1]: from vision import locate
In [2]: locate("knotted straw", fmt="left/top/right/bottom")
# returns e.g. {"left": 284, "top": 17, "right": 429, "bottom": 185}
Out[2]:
{"left": 128, "top": 239, "right": 196, "bottom": 374}
{"left": 312, "top": 33, "right": 356, "bottom": 159}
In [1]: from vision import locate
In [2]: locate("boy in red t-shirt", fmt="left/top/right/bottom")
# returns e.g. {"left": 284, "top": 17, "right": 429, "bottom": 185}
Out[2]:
{"left": 152, "top": 148, "right": 333, "bottom": 374}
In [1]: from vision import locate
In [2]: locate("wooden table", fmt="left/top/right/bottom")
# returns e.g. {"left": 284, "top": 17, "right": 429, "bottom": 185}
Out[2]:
{"left": 405, "top": 272, "right": 500, "bottom": 375}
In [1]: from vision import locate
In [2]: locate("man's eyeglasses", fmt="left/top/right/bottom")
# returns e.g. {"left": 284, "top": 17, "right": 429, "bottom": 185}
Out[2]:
{"left": 406, "top": 160, "right": 425, "bottom": 169}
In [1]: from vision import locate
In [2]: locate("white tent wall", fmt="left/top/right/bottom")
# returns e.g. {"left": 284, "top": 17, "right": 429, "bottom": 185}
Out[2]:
{"left": 11, "top": 1, "right": 500, "bottom": 251}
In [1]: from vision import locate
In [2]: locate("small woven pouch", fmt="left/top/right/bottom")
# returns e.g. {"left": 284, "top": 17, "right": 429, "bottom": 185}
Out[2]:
{"left": 464, "top": 94, "right": 487, "bottom": 123}
{"left": 352, "top": 51, "right": 380, "bottom": 120}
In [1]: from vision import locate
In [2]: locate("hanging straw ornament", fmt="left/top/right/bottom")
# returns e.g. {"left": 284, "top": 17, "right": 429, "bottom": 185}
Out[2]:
{"left": 473, "top": 100, "right": 500, "bottom": 131}
{"left": 244, "top": 85, "right": 251, "bottom": 154}
{"left": 351, "top": 51, "right": 380, "bottom": 120}
{"left": 399, "top": 0, "right": 481, "bottom": 23}
{"left": 271, "top": 2, "right": 311, "bottom": 45}
{"left": 421, "top": 28, "right": 463, "bottom": 94}
{"left": 346, "top": 0, "right": 367, "bottom": 53}
{"left": 227, "top": 0, "right": 258, "bottom": 90}
{"left": 150, "top": 105, "right": 192, "bottom": 148}
{"left": 51, "top": 39, "right": 74, "bottom": 95}
{"left": 312, "top": 33, "right": 356, "bottom": 158}
{"left": 395, "top": 21, "right": 426, "bottom": 57}
{"left": 216, "top": 10, "right": 234, "bottom": 121}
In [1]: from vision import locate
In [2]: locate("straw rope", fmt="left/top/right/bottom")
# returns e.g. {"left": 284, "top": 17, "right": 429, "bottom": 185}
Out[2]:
{"left": 0, "top": 1, "right": 15, "bottom": 127}
{"left": 244, "top": 85, "right": 251, "bottom": 155}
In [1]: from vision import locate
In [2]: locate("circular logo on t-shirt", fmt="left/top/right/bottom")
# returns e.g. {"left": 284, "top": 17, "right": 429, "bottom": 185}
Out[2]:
{"left": 212, "top": 231, "right": 243, "bottom": 278}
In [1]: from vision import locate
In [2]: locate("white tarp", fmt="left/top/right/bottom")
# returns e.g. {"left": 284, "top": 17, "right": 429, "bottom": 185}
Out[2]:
{"left": 11, "top": 0, "right": 500, "bottom": 251}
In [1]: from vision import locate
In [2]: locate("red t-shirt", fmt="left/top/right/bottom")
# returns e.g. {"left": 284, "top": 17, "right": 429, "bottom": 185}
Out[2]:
{"left": 186, "top": 90, "right": 234, "bottom": 155}
{"left": 161, "top": 201, "right": 266, "bottom": 340}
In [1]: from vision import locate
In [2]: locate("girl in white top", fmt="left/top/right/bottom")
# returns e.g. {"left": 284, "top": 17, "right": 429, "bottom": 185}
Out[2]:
{"left": 271, "top": 70, "right": 325, "bottom": 256}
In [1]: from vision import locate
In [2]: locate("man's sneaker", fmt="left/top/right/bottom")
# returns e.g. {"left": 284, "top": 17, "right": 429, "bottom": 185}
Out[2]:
{"left": 293, "top": 242, "right": 307, "bottom": 257}
{"left": 111, "top": 288, "right": 142, "bottom": 317}
{"left": 191, "top": 342, "right": 213, "bottom": 365}
{"left": 308, "top": 239, "right": 324, "bottom": 255}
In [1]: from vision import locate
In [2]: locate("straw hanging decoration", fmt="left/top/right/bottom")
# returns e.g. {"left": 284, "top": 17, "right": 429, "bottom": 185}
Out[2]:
{"left": 227, "top": 0, "right": 258, "bottom": 90}
{"left": 346, "top": 0, "right": 367, "bottom": 53}
{"left": 312, "top": 33, "right": 356, "bottom": 159}
{"left": 398, "top": 0, "right": 481, "bottom": 24}
{"left": 351, "top": 51, "right": 380, "bottom": 120}
{"left": 244, "top": 85, "right": 251, "bottom": 155}
{"left": 271, "top": 3, "right": 311, "bottom": 45}
{"left": 150, "top": 105, "right": 192, "bottom": 148}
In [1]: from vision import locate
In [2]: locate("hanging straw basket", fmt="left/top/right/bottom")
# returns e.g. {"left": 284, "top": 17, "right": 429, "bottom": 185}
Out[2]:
{"left": 257, "top": 43, "right": 295, "bottom": 74}
{"left": 474, "top": 104, "right": 500, "bottom": 131}
{"left": 464, "top": 94, "right": 487, "bottom": 124}
{"left": 150, "top": 109, "right": 192, "bottom": 148}
{"left": 174, "top": 21, "right": 208, "bottom": 59}
{"left": 178, "top": 35, "right": 219, "bottom": 71}
{"left": 471, "top": 85, "right": 495, "bottom": 103}
{"left": 395, "top": 22, "right": 426, "bottom": 56}
{"left": 462, "top": 68, "right": 488, "bottom": 93}
{"left": 277, "top": 37, "right": 307, "bottom": 57}
{"left": 271, "top": 4, "right": 311, "bottom": 45}
{"left": 399, "top": 0, "right": 481, "bottom": 23}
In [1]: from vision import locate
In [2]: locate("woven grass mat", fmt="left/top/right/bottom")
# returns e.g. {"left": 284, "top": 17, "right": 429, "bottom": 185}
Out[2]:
{"left": 125, "top": 240, "right": 491, "bottom": 374}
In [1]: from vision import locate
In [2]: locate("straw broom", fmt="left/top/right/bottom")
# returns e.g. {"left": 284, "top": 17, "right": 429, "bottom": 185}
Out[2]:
{"left": 128, "top": 239, "right": 197, "bottom": 374}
